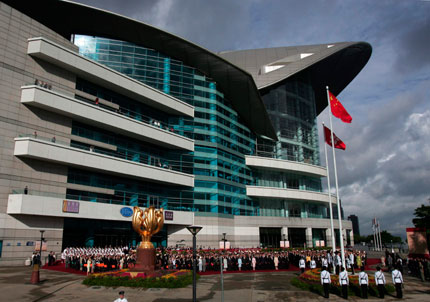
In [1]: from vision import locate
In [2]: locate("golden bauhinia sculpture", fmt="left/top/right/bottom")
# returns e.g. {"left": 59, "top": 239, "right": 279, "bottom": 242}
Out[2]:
{"left": 132, "top": 206, "right": 164, "bottom": 249}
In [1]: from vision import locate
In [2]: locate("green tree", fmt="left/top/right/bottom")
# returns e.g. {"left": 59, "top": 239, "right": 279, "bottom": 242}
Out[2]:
{"left": 380, "top": 230, "right": 402, "bottom": 244}
{"left": 361, "top": 231, "right": 401, "bottom": 244}
{"left": 412, "top": 203, "right": 430, "bottom": 228}
{"left": 354, "top": 234, "right": 367, "bottom": 243}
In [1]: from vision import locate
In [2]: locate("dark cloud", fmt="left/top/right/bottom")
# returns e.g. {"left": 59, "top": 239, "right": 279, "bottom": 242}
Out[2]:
{"left": 395, "top": 20, "right": 430, "bottom": 73}
{"left": 71, "top": 0, "right": 158, "bottom": 19}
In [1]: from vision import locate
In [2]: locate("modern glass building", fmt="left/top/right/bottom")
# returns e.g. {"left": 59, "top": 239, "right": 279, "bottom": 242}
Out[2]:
{"left": 0, "top": 0, "right": 371, "bottom": 265}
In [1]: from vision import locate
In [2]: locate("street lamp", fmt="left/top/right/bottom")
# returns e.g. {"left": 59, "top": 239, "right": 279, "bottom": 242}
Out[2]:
{"left": 187, "top": 226, "right": 202, "bottom": 302}
{"left": 220, "top": 232, "right": 227, "bottom": 302}
{"left": 31, "top": 230, "right": 45, "bottom": 284}
{"left": 39, "top": 230, "right": 45, "bottom": 266}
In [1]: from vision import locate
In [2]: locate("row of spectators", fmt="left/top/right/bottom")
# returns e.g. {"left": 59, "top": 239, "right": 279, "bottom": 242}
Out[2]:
{"left": 60, "top": 246, "right": 370, "bottom": 275}
{"left": 62, "top": 247, "right": 136, "bottom": 274}
{"left": 407, "top": 258, "right": 430, "bottom": 281}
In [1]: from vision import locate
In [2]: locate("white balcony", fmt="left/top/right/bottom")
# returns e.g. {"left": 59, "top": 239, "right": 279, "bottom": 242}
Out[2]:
{"left": 20, "top": 85, "right": 194, "bottom": 151}
{"left": 27, "top": 37, "right": 194, "bottom": 117}
{"left": 246, "top": 186, "right": 335, "bottom": 204}
{"left": 14, "top": 137, "right": 194, "bottom": 187}
{"left": 7, "top": 194, "right": 194, "bottom": 226}
{"left": 245, "top": 156, "right": 327, "bottom": 177}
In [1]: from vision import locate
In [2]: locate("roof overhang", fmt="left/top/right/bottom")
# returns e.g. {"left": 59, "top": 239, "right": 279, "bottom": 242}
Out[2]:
{"left": 308, "top": 42, "right": 372, "bottom": 115}
{"left": 219, "top": 42, "right": 372, "bottom": 116}
{"left": 261, "top": 43, "right": 372, "bottom": 115}
{"left": 4, "top": 0, "right": 277, "bottom": 139}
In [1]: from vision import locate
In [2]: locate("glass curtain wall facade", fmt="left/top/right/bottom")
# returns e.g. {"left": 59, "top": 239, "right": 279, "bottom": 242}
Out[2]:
{"left": 258, "top": 74, "right": 320, "bottom": 165}
{"left": 73, "top": 35, "right": 257, "bottom": 217}
{"left": 251, "top": 73, "right": 327, "bottom": 219}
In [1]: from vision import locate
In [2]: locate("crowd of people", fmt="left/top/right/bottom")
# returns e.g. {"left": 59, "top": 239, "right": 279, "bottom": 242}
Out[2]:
{"left": 58, "top": 246, "right": 371, "bottom": 275}
{"left": 61, "top": 247, "right": 136, "bottom": 274}
{"left": 407, "top": 257, "right": 430, "bottom": 282}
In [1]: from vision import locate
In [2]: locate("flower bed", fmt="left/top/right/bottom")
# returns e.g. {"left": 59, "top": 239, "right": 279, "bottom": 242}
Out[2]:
{"left": 293, "top": 268, "right": 394, "bottom": 297}
{"left": 83, "top": 269, "right": 197, "bottom": 288}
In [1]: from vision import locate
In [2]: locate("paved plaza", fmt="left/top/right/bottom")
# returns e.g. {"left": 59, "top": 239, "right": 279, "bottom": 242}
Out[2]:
{"left": 0, "top": 267, "right": 429, "bottom": 302}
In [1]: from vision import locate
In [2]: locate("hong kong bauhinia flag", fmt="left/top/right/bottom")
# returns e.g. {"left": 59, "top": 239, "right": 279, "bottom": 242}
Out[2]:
{"left": 324, "top": 125, "right": 346, "bottom": 150}
{"left": 329, "top": 91, "right": 352, "bottom": 123}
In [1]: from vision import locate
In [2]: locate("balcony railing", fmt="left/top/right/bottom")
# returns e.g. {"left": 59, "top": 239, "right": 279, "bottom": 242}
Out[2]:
{"left": 19, "top": 134, "right": 193, "bottom": 174}
{"left": 28, "top": 81, "right": 194, "bottom": 139}
{"left": 73, "top": 88, "right": 195, "bottom": 139}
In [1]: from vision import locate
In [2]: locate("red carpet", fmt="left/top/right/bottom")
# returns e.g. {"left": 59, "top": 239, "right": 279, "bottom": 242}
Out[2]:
{"left": 42, "top": 262, "right": 87, "bottom": 275}
{"left": 365, "top": 258, "right": 382, "bottom": 271}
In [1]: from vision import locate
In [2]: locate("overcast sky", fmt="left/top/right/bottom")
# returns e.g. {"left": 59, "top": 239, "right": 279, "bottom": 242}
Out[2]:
{"left": 72, "top": 0, "right": 430, "bottom": 238}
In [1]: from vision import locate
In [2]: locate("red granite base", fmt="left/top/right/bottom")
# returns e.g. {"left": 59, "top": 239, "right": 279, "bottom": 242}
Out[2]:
{"left": 131, "top": 247, "right": 155, "bottom": 274}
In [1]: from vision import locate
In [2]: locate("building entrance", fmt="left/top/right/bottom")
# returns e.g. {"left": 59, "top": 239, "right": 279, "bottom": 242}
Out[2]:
{"left": 288, "top": 228, "right": 306, "bottom": 248}
{"left": 259, "top": 227, "right": 281, "bottom": 248}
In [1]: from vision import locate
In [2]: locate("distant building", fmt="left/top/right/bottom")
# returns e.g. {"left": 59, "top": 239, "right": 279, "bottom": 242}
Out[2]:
{"left": 348, "top": 215, "right": 360, "bottom": 236}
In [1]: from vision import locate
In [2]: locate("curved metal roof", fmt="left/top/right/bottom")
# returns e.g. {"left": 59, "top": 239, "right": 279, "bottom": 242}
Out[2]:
{"left": 219, "top": 42, "right": 372, "bottom": 115}
{"left": 3, "top": 0, "right": 277, "bottom": 139}
{"left": 4, "top": 0, "right": 371, "bottom": 138}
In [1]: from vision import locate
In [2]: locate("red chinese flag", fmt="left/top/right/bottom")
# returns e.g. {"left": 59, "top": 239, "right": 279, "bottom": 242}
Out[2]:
{"left": 324, "top": 125, "right": 346, "bottom": 150}
{"left": 329, "top": 91, "right": 352, "bottom": 123}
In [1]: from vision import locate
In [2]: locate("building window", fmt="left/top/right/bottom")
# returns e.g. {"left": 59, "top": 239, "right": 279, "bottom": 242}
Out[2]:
{"left": 289, "top": 203, "right": 301, "bottom": 218}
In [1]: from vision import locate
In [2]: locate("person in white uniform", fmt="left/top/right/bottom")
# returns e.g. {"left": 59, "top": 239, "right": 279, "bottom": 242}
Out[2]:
{"left": 114, "top": 290, "right": 128, "bottom": 302}
{"left": 310, "top": 258, "right": 317, "bottom": 269}
{"left": 299, "top": 257, "right": 306, "bottom": 274}
{"left": 392, "top": 264, "right": 404, "bottom": 298}
{"left": 374, "top": 266, "right": 386, "bottom": 299}
{"left": 339, "top": 266, "right": 349, "bottom": 299}
{"left": 358, "top": 266, "right": 369, "bottom": 299}
{"left": 320, "top": 266, "right": 331, "bottom": 298}
{"left": 349, "top": 252, "right": 355, "bottom": 275}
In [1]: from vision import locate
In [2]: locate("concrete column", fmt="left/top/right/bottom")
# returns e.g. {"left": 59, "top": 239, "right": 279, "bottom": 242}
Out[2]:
{"left": 325, "top": 228, "right": 333, "bottom": 248}
{"left": 342, "top": 229, "right": 347, "bottom": 247}
{"left": 280, "top": 227, "right": 288, "bottom": 248}
{"left": 349, "top": 230, "right": 354, "bottom": 246}
{"left": 306, "top": 227, "right": 313, "bottom": 248}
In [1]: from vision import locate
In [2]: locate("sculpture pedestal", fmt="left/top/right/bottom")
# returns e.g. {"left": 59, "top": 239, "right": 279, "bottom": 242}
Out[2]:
{"left": 132, "top": 247, "right": 155, "bottom": 274}
{"left": 30, "top": 264, "right": 40, "bottom": 284}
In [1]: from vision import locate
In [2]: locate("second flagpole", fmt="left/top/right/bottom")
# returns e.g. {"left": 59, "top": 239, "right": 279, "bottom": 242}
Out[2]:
{"left": 326, "top": 86, "right": 346, "bottom": 269}
{"left": 323, "top": 122, "right": 337, "bottom": 272}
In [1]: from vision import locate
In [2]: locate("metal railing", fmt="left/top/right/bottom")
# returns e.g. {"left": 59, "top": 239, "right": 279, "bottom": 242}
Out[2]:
{"left": 27, "top": 83, "right": 194, "bottom": 139}
{"left": 254, "top": 148, "right": 319, "bottom": 166}
{"left": 19, "top": 134, "right": 194, "bottom": 174}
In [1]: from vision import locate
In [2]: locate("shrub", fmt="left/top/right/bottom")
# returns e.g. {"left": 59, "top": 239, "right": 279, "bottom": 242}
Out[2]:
{"left": 82, "top": 270, "right": 198, "bottom": 288}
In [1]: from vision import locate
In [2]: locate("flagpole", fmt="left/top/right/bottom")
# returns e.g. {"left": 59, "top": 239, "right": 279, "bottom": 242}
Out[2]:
{"left": 378, "top": 220, "right": 383, "bottom": 251}
{"left": 375, "top": 218, "right": 381, "bottom": 251}
{"left": 326, "top": 86, "right": 346, "bottom": 269}
{"left": 323, "top": 122, "right": 336, "bottom": 272}
{"left": 373, "top": 219, "right": 377, "bottom": 251}
{"left": 376, "top": 219, "right": 380, "bottom": 251}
